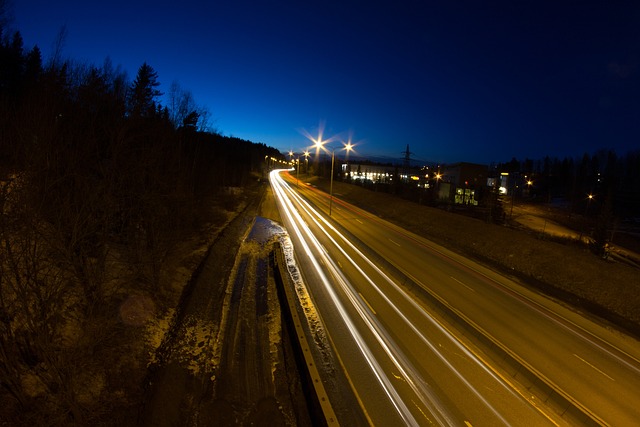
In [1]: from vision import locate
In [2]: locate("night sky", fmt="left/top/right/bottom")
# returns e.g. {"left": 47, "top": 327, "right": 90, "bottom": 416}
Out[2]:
{"left": 12, "top": 1, "right": 640, "bottom": 165}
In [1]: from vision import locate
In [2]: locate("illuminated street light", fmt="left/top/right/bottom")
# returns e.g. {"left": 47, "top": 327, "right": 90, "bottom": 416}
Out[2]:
{"left": 586, "top": 193, "right": 594, "bottom": 214}
{"left": 287, "top": 150, "right": 307, "bottom": 187}
{"left": 344, "top": 141, "right": 353, "bottom": 181}
{"left": 580, "top": 193, "right": 596, "bottom": 242}
{"left": 314, "top": 139, "right": 352, "bottom": 216}
{"left": 303, "top": 150, "right": 310, "bottom": 174}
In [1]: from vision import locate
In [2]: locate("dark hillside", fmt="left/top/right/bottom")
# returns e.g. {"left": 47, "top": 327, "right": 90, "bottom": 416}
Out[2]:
{"left": 0, "top": 24, "right": 282, "bottom": 425}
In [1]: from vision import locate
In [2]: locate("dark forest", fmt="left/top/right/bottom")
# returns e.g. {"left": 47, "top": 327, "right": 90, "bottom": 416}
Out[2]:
{"left": 0, "top": 20, "right": 281, "bottom": 425}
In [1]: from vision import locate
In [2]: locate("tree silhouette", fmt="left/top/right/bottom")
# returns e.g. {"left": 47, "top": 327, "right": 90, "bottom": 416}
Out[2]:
{"left": 0, "top": 23, "right": 286, "bottom": 423}
{"left": 128, "top": 62, "right": 162, "bottom": 118}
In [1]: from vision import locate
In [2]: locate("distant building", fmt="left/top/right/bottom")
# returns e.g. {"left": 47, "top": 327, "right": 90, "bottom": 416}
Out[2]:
{"left": 343, "top": 162, "right": 396, "bottom": 184}
{"left": 439, "top": 162, "right": 488, "bottom": 205}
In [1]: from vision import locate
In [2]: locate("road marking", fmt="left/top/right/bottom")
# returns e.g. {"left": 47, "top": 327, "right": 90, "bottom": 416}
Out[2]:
{"left": 573, "top": 353, "right": 615, "bottom": 381}
{"left": 412, "top": 399, "right": 432, "bottom": 423}
{"left": 356, "top": 218, "right": 363, "bottom": 224}
{"left": 450, "top": 276, "right": 475, "bottom": 292}
{"left": 388, "top": 238, "right": 401, "bottom": 247}
{"left": 359, "top": 292, "right": 377, "bottom": 315}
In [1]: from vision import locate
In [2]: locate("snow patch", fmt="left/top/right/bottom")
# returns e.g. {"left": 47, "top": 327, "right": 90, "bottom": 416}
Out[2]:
{"left": 277, "top": 233, "right": 333, "bottom": 370}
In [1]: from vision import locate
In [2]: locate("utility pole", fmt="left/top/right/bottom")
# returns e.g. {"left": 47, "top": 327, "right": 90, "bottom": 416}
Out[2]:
{"left": 402, "top": 144, "right": 413, "bottom": 181}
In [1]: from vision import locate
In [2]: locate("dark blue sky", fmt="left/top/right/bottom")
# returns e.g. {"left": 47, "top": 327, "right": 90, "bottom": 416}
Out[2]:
{"left": 12, "top": 0, "right": 640, "bottom": 164}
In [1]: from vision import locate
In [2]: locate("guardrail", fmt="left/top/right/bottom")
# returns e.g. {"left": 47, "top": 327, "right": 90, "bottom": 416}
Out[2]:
{"left": 272, "top": 242, "right": 340, "bottom": 426}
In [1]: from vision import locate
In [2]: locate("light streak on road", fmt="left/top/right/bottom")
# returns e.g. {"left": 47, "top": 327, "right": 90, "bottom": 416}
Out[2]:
{"left": 271, "top": 170, "right": 427, "bottom": 425}
{"left": 328, "top": 187, "right": 640, "bottom": 383}
{"left": 270, "top": 170, "right": 551, "bottom": 425}
{"left": 274, "top": 170, "right": 640, "bottom": 427}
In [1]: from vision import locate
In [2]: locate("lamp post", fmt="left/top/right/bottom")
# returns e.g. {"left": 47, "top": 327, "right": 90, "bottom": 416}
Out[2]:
{"left": 314, "top": 139, "right": 352, "bottom": 216}
{"left": 586, "top": 193, "right": 594, "bottom": 215}
{"left": 304, "top": 150, "right": 310, "bottom": 175}
{"left": 288, "top": 151, "right": 306, "bottom": 187}
{"left": 580, "top": 193, "right": 595, "bottom": 242}
{"left": 343, "top": 141, "right": 353, "bottom": 182}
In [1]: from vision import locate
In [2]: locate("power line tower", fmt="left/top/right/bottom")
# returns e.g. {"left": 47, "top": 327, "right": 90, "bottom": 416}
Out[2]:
{"left": 402, "top": 144, "right": 413, "bottom": 180}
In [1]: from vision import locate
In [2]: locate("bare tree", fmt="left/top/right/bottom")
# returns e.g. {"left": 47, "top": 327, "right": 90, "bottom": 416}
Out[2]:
{"left": 49, "top": 24, "right": 67, "bottom": 70}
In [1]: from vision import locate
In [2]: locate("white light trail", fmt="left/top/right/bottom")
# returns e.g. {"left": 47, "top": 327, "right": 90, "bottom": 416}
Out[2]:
{"left": 270, "top": 170, "right": 422, "bottom": 426}
{"left": 271, "top": 170, "right": 529, "bottom": 425}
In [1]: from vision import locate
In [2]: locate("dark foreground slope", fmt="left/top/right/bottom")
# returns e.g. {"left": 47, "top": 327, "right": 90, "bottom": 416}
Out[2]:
{"left": 140, "top": 185, "right": 313, "bottom": 426}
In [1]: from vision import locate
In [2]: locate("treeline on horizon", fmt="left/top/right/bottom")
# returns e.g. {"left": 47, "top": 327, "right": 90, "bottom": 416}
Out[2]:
{"left": 495, "top": 151, "right": 640, "bottom": 218}
{"left": 0, "top": 19, "right": 281, "bottom": 425}
{"left": 339, "top": 150, "right": 640, "bottom": 222}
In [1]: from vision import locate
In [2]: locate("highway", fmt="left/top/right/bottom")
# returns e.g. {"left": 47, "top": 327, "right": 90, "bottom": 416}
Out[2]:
{"left": 270, "top": 169, "right": 640, "bottom": 426}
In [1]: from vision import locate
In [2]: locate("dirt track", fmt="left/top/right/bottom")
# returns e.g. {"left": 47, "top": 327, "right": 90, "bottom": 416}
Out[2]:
{"left": 140, "top": 184, "right": 311, "bottom": 426}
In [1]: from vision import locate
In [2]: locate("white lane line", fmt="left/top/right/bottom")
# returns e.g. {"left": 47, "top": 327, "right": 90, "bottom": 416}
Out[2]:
{"left": 451, "top": 276, "right": 475, "bottom": 293}
{"left": 573, "top": 354, "right": 615, "bottom": 381}
{"left": 359, "top": 292, "right": 377, "bottom": 315}
{"left": 389, "top": 238, "right": 401, "bottom": 247}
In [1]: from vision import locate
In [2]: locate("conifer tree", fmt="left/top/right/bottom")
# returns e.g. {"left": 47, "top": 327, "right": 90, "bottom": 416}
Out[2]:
{"left": 128, "top": 62, "right": 162, "bottom": 118}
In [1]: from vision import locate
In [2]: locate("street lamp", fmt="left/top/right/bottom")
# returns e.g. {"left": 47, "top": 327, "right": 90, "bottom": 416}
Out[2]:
{"left": 579, "top": 193, "right": 595, "bottom": 242}
{"left": 314, "top": 139, "right": 352, "bottom": 216}
{"left": 287, "top": 151, "right": 306, "bottom": 187}
{"left": 344, "top": 141, "right": 353, "bottom": 181}
{"left": 586, "top": 193, "right": 594, "bottom": 215}
{"left": 434, "top": 171, "right": 442, "bottom": 201}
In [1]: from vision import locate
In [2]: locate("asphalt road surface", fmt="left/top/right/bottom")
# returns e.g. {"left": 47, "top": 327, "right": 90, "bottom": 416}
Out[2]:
{"left": 270, "top": 169, "right": 640, "bottom": 426}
